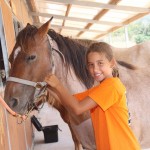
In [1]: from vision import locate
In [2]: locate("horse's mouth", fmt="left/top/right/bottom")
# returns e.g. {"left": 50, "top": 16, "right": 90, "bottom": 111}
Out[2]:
{"left": 13, "top": 101, "right": 34, "bottom": 115}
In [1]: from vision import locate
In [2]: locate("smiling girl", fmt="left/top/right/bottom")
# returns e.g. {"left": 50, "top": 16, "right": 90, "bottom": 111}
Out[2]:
{"left": 45, "top": 42, "right": 140, "bottom": 150}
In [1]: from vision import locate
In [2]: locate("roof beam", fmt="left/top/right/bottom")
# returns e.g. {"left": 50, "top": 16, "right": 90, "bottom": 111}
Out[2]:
{"left": 38, "top": 0, "right": 150, "bottom": 13}
{"left": 30, "top": 12, "right": 123, "bottom": 26}
{"left": 26, "top": 0, "right": 40, "bottom": 23}
{"left": 77, "top": 0, "right": 121, "bottom": 37}
{"left": 60, "top": 4, "right": 72, "bottom": 34}
{"left": 34, "top": 23, "right": 107, "bottom": 33}
{"left": 94, "top": 12, "right": 150, "bottom": 40}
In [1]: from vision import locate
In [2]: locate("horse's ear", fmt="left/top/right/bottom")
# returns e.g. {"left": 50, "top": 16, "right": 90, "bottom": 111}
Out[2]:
{"left": 36, "top": 19, "right": 51, "bottom": 39}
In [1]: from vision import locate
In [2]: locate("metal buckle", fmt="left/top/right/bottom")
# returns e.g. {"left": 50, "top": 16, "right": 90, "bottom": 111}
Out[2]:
{"left": 35, "top": 82, "right": 43, "bottom": 89}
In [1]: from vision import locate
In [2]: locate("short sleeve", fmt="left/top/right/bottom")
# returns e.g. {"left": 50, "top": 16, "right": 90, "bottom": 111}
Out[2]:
{"left": 88, "top": 84, "right": 119, "bottom": 111}
{"left": 73, "top": 90, "right": 89, "bottom": 101}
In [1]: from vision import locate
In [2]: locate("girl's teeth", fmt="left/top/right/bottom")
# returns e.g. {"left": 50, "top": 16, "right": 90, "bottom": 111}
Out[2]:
{"left": 95, "top": 74, "right": 101, "bottom": 77}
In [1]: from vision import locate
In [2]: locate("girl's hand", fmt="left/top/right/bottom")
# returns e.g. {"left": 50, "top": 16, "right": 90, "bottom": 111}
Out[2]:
{"left": 45, "top": 74, "right": 60, "bottom": 89}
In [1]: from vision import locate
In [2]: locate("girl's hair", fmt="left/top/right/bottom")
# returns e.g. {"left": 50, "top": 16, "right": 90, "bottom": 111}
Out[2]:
{"left": 86, "top": 42, "right": 119, "bottom": 77}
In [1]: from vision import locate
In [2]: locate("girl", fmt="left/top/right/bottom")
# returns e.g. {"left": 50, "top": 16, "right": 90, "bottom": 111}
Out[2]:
{"left": 45, "top": 42, "right": 141, "bottom": 150}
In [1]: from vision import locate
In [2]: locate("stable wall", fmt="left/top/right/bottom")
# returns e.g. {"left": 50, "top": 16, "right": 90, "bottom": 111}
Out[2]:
{"left": 0, "top": 0, "right": 33, "bottom": 150}
{"left": 0, "top": 0, "right": 32, "bottom": 55}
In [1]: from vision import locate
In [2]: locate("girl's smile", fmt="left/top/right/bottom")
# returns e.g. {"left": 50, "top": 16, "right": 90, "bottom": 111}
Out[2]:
{"left": 87, "top": 52, "right": 114, "bottom": 82}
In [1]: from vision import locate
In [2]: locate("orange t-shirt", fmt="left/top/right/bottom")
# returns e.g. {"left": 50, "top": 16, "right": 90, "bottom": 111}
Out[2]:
{"left": 74, "top": 77, "right": 141, "bottom": 150}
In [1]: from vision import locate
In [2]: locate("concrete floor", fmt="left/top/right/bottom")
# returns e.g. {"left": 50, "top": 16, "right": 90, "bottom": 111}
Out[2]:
{"left": 33, "top": 103, "right": 75, "bottom": 150}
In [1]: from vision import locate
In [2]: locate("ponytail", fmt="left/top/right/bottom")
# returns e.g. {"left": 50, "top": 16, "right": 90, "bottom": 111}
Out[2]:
{"left": 112, "top": 66, "right": 119, "bottom": 77}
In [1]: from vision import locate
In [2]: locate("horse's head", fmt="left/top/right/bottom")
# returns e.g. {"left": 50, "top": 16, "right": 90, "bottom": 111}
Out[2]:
{"left": 4, "top": 20, "right": 53, "bottom": 114}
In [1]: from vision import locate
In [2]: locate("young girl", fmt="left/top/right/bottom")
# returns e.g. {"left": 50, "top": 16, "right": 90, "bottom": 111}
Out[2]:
{"left": 45, "top": 42, "right": 141, "bottom": 150}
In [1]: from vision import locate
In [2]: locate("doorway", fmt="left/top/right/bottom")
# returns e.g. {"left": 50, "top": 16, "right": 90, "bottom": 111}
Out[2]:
{"left": 0, "top": 8, "right": 9, "bottom": 95}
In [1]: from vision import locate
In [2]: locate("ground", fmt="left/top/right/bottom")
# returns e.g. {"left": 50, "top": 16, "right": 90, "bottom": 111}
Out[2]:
{"left": 33, "top": 103, "right": 75, "bottom": 150}
{"left": 33, "top": 103, "right": 150, "bottom": 150}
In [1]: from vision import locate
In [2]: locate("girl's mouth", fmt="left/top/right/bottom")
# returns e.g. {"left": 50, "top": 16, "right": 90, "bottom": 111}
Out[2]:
{"left": 94, "top": 73, "right": 102, "bottom": 77}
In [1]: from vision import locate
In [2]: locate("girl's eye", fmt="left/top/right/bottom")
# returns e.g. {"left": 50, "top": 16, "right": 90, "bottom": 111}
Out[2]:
{"left": 87, "top": 63, "right": 93, "bottom": 68}
{"left": 98, "top": 62, "right": 103, "bottom": 66}
{"left": 26, "top": 55, "right": 36, "bottom": 62}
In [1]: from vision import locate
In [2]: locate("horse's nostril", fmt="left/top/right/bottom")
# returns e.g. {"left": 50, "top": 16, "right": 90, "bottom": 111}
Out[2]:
{"left": 9, "top": 97, "right": 19, "bottom": 108}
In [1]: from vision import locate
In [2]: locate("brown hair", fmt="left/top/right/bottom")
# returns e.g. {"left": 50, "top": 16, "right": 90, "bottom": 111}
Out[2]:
{"left": 86, "top": 42, "right": 119, "bottom": 77}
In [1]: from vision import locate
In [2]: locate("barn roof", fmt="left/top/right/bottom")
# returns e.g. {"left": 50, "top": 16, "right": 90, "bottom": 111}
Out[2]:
{"left": 25, "top": 0, "right": 150, "bottom": 40}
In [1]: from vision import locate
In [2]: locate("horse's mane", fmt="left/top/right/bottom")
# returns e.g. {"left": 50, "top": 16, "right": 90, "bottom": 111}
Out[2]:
{"left": 48, "top": 29, "right": 93, "bottom": 88}
{"left": 9, "top": 24, "right": 38, "bottom": 63}
{"left": 10, "top": 25, "right": 93, "bottom": 89}
{"left": 16, "top": 24, "right": 38, "bottom": 49}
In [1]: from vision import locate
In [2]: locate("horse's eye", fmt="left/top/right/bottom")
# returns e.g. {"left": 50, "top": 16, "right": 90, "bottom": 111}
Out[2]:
{"left": 26, "top": 55, "right": 36, "bottom": 62}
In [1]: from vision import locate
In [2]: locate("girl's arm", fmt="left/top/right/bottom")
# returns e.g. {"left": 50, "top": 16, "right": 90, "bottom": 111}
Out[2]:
{"left": 45, "top": 74, "right": 97, "bottom": 115}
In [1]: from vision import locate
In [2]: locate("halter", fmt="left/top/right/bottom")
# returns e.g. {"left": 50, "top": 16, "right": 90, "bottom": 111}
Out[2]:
{"left": 6, "top": 34, "right": 65, "bottom": 124}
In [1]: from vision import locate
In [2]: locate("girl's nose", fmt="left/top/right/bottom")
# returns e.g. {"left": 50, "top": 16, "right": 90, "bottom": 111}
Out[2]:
{"left": 93, "top": 64, "right": 99, "bottom": 72}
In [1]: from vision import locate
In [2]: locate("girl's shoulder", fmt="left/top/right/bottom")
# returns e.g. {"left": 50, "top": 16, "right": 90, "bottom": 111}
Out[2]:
{"left": 98, "top": 77, "right": 126, "bottom": 95}
{"left": 110, "top": 78, "right": 126, "bottom": 95}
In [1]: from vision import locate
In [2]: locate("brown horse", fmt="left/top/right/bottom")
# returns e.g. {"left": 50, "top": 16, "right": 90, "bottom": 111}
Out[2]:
{"left": 4, "top": 19, "right": 150, "bottom": 149}
{"left": 4, "top": 20, "right": 95, "bottom": 150}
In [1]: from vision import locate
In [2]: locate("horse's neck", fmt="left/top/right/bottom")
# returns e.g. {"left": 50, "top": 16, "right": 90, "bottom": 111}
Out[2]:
{"left": 54, "top": 52, "right": 87, "bottom": 94}
{"left": 52, "top": 39, "right": 87, "bottom": 94}
{"left": 50, "top": 39, "right": 91, "bottom": 124}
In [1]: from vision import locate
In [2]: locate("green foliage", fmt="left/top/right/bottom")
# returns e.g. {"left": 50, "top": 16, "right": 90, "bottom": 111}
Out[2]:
{"left": 110, "top": 15, "right": 150, "bottom": 45}
{"left": 134, "top": 34, "right": 150, "bottom": 44}
{"left": 128, "top": 15, "right": 150, "bottom": 44}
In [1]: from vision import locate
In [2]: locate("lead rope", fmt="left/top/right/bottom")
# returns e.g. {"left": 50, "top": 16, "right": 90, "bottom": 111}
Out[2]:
{"left": 0, "top": 96, "right": 27, "bottom": 122}
{"left": 0, "top": 89, "right": 48, "bottom": 124}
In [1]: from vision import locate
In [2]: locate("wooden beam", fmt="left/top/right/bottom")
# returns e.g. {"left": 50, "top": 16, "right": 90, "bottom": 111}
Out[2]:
{"left": 34, "top": 23, "right": 107, "bottom": 33}
{"left": 30, "top": 12, "right": 122, "bottom": 26}
{"left": 60, "top": 4, "right": 72, "bottom": 34}
{"left": 77, "top": 0, "right": 121, "bottom": 37}
{"left": 37, "top": 0, "right": 150, "bottom": 13}
{"left": 94, "top": 12, "right": 150, "bottom": 40}
{"left": 26, "top": 0, "right": 40, "bottom": 23}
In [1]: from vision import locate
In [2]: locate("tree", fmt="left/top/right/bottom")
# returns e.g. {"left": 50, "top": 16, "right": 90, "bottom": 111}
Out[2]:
{"left": 128, "top": 15, "right": 150, "bottom": 44}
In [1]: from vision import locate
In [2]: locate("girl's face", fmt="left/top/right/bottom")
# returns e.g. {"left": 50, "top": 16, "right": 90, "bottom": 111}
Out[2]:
{"left": 87, "top": 52, "right": 114, "bottom": 82}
